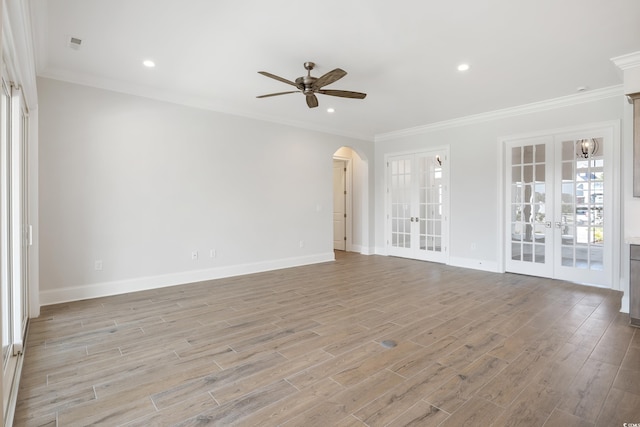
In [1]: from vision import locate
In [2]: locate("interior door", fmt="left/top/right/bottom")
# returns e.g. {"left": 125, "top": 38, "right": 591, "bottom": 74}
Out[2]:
{"left": 1, "top": 81, "right": 29, "bottom": 419}
{"left": 505, "top": 127, "right": 612, "bottom": 286}
{"left": 506, "top": 138, "right": 554, "bottom": 277}
{"left": 387, "top": 150, "right": 448, "bottom": 263}
{"left": 553, "top": 133, "right": 609, "bottom": 285}
{"left": 333, "top": 159, "right": 346, "bottom": 251}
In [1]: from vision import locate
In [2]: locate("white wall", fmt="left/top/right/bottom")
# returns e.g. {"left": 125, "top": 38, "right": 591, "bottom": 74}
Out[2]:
{"left": 37, "top": 77, "right": 373, "bottom": 305}
{"left": 374, "top": 94, "right": 626, "bottom": 275}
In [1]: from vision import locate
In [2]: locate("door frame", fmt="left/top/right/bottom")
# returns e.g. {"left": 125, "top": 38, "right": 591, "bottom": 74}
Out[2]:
{"left": 498, "top": 120, "right": 621, "bottom": 290}
{"left": 333, "top": 155, "right": 352, "bottom": 251}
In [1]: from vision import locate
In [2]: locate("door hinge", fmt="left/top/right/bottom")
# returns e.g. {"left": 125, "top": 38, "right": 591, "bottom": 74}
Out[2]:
{"left": 344, "top": 236, "right": 347, "bottom": 241}
{"left": 344, "top": 167, "right": 347, "bottom": 172}
{"left": 344, "top": 190, "right": 347, "bottom": 195}
{"left": 344, "top": 213, "right": 347, "bottom": 218}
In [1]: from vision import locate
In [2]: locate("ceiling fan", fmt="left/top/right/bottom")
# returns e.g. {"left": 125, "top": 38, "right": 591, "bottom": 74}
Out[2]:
{"left": 256, "top": 62, "right": 367, "bottom": 108}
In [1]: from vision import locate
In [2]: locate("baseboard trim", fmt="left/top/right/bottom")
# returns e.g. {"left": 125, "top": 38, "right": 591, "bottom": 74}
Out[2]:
{"left": 621, "top": 294, "right": 630, "bottom": 314}
{"left": 39, "top": 252, "right": 335, "bottom": 306}
{"left": 448, "top": 256, "right": 500, "bottom": 273}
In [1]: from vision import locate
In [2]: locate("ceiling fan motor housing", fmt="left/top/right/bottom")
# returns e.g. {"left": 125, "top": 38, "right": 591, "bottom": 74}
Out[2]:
{"left": 296, "top": 75, "right": 317, "bottom": 93}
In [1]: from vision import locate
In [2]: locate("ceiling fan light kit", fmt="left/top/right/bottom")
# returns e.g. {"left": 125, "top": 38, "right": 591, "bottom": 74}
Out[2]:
{"left": 257, "top": 62, "right": 367, "bottom": 108}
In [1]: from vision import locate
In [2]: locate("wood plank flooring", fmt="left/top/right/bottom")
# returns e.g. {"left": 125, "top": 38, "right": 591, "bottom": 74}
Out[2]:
{"left": 14, "top": 252, "right": 640, "bottom": 426}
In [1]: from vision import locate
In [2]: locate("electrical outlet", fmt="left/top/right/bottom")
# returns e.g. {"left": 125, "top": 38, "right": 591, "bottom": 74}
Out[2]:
{"left": 94, "top": 260, "right": 103, "bottom": 271}
{"left": 299, "top": 240, "right": 304, "bottom": 248}
{"left": 191, "top": 251, "right": 198, "bottom": 260}
{"left": 210, "top": 249, "right": 216, "bottom": 258}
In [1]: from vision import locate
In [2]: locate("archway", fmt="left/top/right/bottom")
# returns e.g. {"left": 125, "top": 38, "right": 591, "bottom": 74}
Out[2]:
{"left": 332, "top": 147, "right": 367, "bottom": 253}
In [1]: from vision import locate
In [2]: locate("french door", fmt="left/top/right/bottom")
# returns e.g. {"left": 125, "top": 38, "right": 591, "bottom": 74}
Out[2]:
{"left": 505, "top": 125, "right": 613, "bottom": 286}
{"left": 386, "top": 149, "right": 449, "bottom": 263}
{"left": 1, "top": 77, "right": 29, "bottom": 421}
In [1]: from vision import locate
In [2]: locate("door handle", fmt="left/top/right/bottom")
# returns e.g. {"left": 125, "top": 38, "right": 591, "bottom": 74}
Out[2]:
{"left": 555, "top": 222, "right": 562, "bottom": 228}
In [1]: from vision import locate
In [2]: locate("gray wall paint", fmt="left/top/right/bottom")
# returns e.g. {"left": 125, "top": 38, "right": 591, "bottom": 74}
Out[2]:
{"left": 38, "top": 77, "right": 373, "bottom": 301}
{"left": 38, "top": 76, "right": 631, "bottom": 306}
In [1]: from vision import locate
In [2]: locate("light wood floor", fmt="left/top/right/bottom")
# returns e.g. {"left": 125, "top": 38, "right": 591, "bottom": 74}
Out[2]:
{"left": 14, "top": 252, "right": 640, "bottom": 426}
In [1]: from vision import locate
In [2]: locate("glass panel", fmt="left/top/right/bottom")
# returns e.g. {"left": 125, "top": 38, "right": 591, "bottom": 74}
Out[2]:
{"left": 562, "top": 140, "right": 575, "bottom": 161}
{"left": 512, "top": 147, "right": 522, "bottom": 165}
{"left": 510, "top": 143, "right": 546, "bottom": 266}
{"left": 512, "top": 166, "right": 521, "bottom": 184}
{"left": 534, "top": 244, "right": 545, "bottom": 263}
{"left": 535, "top": 144, "right": 545, "bottom": 162}
{"left": 1, "top": 82, "right": 10, "bottom": 369}
{"left": 417, "top": 153, "right": 444, "bottom": 254}
{"left": 562, "top": 162, "right": 573, "bottom": 181}
{"left": 390, "top": 159, "right": 413, "bottom": 249}
{"left": 559, "top": 136, "right": 605, "bottom": 272}
{"left": 575, "top": 244, "right": 588, "bottom": 269}
{"left": 511, "top": 222, "right": 523, "bottom": 241}
{"left": 535, "top": 164, "right": 545, "bottom": 182}
{"left": 562, "top": 246, "right": 574, "bottom": 267}
{"left": 590, "top": 247, "right": 603, "bottom": 271}
{"left": 523, "top": 165, "right": 533, "bottom": 183}
{"left": 523, "top": 146, "right": 534, "bottom": 163}
{"left": 512, "top": 242, "right": 521, "bottom": 260}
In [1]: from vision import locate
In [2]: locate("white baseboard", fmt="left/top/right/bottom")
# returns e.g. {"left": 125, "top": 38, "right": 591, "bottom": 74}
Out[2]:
{"left": 447, "top": 256, "right": 500, "bottom": 273}
{"left": 39, "top": 252, "right": 335, "bottom": 306}
{"left": 348, "top": 244, "right": 375, "bottom": 255}
{"left": 620, "top": 294, "right": 630, "bottom": 314}
{"left": 374, "top": 246, "right": 387, "bottom": 256}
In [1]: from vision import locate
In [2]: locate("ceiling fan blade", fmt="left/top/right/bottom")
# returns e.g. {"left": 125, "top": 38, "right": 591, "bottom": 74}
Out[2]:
{"left": 306, "top": 94, "right": 319, "bottom": 108}
{"left": 258, "top": 71, "right": 298, "bottom": 87}
{"left": 316, "top": 89, "right": 367, "bottom": 99}
{"left": 256, "top": 91, "right": 299, "bottom": 98}
{"left": 312, "top": 68, "right": 347, "bottom": 89}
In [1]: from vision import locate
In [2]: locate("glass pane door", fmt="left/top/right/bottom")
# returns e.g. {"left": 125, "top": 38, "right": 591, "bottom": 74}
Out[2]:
{"left": 417, "top": 152, "right": 446, "bottom": 261}
{"left": 1, "top": 77, "right": 14, "bottom": 418}
{"left": 387, "top": 150, "right": 448, "bottom": 263}
{"left": 389, "top": 156, "right": 412, "bottom": 252}
{"left": 506, "top": 139, "right": 553, "bottom": 277}
{"left": 505, "top": 127, "right": 612, "bottom": 287}
{"left": 554, "top": 136, "right": 608, "bottom": 285}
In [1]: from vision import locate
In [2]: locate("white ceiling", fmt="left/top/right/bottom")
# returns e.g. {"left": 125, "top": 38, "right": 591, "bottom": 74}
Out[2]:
{"left": 30, "top": 0, "right": 640, "bottom": 141}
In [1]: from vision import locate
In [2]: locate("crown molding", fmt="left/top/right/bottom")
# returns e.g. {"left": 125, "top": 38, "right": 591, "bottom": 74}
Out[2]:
{"left": 374, "top": 85, "right": 623, "bottom": 142}
{"left": 611, "top": 51, "right": 640, "bottom": 70}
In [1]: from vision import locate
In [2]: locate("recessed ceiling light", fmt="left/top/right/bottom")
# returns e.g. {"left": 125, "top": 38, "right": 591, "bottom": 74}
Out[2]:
{"left": 143, "top": 60, "right": 156, "bottom": 68}
{"left": 327, "top": 107, "right": 335, "bottom": 113}
{"left": 457, "top": 63, "right": 470, "bottom": 72}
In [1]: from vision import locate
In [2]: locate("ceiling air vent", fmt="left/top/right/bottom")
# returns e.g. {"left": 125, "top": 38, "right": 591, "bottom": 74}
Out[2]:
{"left": 67, "top": 36, "right": 82, "bottom": 50}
